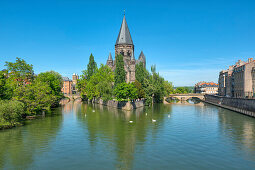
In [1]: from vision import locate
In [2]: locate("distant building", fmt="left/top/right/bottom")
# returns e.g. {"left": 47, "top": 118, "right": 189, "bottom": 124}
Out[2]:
{"left": 194, "top": 81, "right": 218, "bottom": 94}
{"left": 218, "top": 58, "right": 255, "bottom": 98}
{"left": 106, "top": 14, "right": 146, "bottom": 83}
{"left": 61, "top": 73, "right": 79, "bottom": 95}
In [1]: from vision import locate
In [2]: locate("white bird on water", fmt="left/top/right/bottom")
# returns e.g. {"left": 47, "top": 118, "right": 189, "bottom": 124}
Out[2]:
{"left": 92, "top": 110, "right": 95, "bottom": 112}
{"left": 152, "top": 119, "right": 156, "bottom": 122}
{"left": 168, "top": 114, "right": 170, "bottom": 118}
{"left": 85, "top": 114, "right": 87, "bottom": 117}
{"left": 129, "top": 121, "right": 133, "bottom": 123}
{"left": 145, "top": 113, "right": 147, "bottom": 116}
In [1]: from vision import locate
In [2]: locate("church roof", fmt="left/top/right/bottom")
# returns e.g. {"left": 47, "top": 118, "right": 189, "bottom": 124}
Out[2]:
{"left": 138, "top": 51, "right": 146, "bottom": 60}
{"left": 115, "top": 15, "right": 133, "bottom": 45}
{"left": 108, "top": 52, "right": 113, "bottom": 60}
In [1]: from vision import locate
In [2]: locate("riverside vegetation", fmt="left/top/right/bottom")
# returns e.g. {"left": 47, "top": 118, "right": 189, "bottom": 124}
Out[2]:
{"left": 77, "top": 54, "right": 175, "bottom": 105}
{"left": 0, "top": 58, "right": 63, "bottom": 129}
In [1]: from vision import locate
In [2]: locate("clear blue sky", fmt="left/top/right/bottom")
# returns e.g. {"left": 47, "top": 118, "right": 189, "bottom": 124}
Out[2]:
{"left": 1, "top": 0, "right": 255, "bottom": 86}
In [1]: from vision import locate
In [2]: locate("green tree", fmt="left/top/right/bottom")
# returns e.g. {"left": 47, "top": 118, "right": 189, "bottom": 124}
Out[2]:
{"left": 87, "top": 53, "right": 97, "bottom": 80}
{"left": 114, "top": 54, "right": 126, "bottom": 86}
{"left": 135, "top": 62, "right": 147, "bottom": 85}
{"left": 164, "top": 80, "right": 174, "bottom": 96}
{"left": 5, "top": 57, "right": 34, "bottom": 86}
{"left": 13, "top": 81, "right": 57, "bottom": 115}
{"left": 0, "top": 100, "right": 25, "bottom": 129}
{"left": 114, "top": 82, "right": 138, "bottom": 101}
{"left": 35, "top": 71, "right": 63, "bottom": 105}
{"left": 79, "top": 64, "right": 114, "bottom": 100}
{"left": 132, "top": 80, "right": 145, "bottom": 99}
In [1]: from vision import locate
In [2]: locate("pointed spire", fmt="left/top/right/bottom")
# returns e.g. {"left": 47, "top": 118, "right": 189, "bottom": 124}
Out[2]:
{"left": 108, "top": 52, "right": 113, "bottom": 61}
{"left": 138, "top": 51, "right": 145, "bottom": 60}
{"left": 115, "top": 15, "right": 133, "bottom": 45}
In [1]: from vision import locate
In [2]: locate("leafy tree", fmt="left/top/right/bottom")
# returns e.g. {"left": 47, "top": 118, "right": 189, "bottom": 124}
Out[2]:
{"left": 164, "top": 80, "right": 174, "bottom": 96}
{"left": 79, "top": 64, "right": 114, "bottom": 100}
{"left": 114, "top": 54, "right": 126, "bottom": 86}
{"left": 135, "top": 62, "right": 147, "bottom": 85}
{"left": 5, "top": 57, "right": 34, "bottom": 86}
{"left": 114, "top": 82, "right": 138, "bottom": 101}
{"left": 0, "top": 100, "right": 25, "bottom": 129}
{"left": 87, "top": 53, "right": 97, "bottom": 80}
{"left": 0, "top": 70, "right": 7, "bottom": 99}
{"left": 13, "top": 81, "right": 57, "bottom": 114}
{"left": 175, "top": 87, "right": 192, "bottom": 94}
{"left": 35, "top": 71, "right": 63, "bottom": 105}
{"left": 132, "top": 80, "right": 145, "bottom": 99}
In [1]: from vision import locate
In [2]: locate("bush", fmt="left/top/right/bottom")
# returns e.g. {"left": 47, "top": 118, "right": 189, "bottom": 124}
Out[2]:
{"left": 0, "top": 100, "right": 25, "bottom": 129}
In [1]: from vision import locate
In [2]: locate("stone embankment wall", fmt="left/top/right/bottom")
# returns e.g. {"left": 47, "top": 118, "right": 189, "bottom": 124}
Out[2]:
{"left": 92, "top": 98, "right": 145, "bottom": 111}
{"left": 204, "top": 95, "right": 255, "bottom": 117}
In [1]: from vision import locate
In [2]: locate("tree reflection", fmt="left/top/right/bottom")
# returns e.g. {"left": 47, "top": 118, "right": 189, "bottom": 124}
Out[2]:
{"left": 78, "top": 103, "right": 172, "bottom": 169}
{"left": 0, "top": 109, "right": 63, "bottom": 169}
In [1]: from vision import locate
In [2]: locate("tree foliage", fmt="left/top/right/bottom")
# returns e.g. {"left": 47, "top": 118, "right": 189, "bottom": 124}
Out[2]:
{"left": 0, "top": 100, "right": 25, "bottom": 129}
{"left": 78, "top": 64, "right": 114, "bottom": 100}
{"left": 114, "top": 54, "right": 126, "bottom": 86}
{"left": 114, "top": 82, "right": 138, "bottom": 101}
{"left": 87, "top": 53, "right": 97, "bottom": 80}
{"left": 132, "top": 80, "right": 145, "bottom": 99}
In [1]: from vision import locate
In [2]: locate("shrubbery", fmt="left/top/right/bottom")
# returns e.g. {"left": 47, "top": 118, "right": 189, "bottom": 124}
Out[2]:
{"left": 0, "top": 58, "right": 64, "bottom": 129}
{"left": 0, "top": 100, "right": 25, "bottom": 129}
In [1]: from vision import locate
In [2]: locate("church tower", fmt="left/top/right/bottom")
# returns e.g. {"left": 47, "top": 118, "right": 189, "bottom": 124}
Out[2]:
{"left": 106, "top": 14, "right": 146, "bottom": 83}
{"left": 115, "top": 14, "right": 134, "bottom": 64}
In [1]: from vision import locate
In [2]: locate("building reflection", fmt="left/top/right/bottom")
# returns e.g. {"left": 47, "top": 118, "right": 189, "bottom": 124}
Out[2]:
{"left": 217, "top": 108, "right": 255, "bottom": 159}
{"left": 78, "top": 103, "right": 172, "bottom": 169}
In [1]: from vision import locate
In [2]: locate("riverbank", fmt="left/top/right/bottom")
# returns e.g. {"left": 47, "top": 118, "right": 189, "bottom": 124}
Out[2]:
{"left": 204, "top": 95, "right": 255, "bottom": 117}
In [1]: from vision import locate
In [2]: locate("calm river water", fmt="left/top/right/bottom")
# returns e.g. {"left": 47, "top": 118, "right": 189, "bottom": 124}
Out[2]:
{"left": 1, "top": 101, "right": 255, "bottom": 169}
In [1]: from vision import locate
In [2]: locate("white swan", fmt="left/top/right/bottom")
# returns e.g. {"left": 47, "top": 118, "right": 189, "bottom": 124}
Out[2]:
{"left": 152, "top": 119, "right": 156, "bottom": 122}
{"left": 129, "top": 121, "right": 133, "bottom": 123}
{"left": 92, "top": 110, "right": 95, "bottom": 112}
{"left": 168, "top": 114, "right": 170, "bottom": 118}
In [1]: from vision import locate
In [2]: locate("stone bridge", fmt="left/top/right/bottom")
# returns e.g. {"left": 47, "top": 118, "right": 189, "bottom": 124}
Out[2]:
{"left": 164, "top": 93, "right": 205, "bottom": 103}
{"left": 64, "top": 94, "right": 82, "bottom": 101}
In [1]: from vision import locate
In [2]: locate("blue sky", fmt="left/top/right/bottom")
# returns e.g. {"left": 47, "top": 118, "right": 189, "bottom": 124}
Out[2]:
{"left": 0, "top": 0, "right": 255, "bottom": 86}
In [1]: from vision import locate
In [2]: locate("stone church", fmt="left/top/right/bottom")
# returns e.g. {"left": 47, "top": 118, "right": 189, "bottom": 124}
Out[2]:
{"left": 106, "top": 15, "right": 146, "bottom": 83}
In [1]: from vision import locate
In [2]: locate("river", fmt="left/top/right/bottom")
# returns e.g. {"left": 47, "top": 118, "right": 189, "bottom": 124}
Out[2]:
{"left": 0, "top": 101, "right": 255, "bottom": 169}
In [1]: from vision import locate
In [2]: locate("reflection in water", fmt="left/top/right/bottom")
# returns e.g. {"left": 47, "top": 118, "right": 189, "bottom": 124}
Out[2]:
{"left": 217, "top": 107, "right": 255, "bottom": 158}
{"left": 0, "top": 102, "right": 255, "bottom": 169}
{"left": 78, "top": 103, "right": 172, "bottom": 169}
{"left": 0, "top": 108, "right": 63, "bottom": 169}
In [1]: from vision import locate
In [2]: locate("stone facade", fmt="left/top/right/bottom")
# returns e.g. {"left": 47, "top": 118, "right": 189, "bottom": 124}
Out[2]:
{"left": 61, "top": 73, "right": 79, "bottom": 94}
{"left": 205, "top": 94, "right": 255, "bottom": 117}
{"left": 194, "top": 81, "right": 218, "bottom": 94}
{"left": 218, "top": 58, "right": 255, "bottom": 98}
{"left": 106, "top": 15, "right": 146, "bottom": 83}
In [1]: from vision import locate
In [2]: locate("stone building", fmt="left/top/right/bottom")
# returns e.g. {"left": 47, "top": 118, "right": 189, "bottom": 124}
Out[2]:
{"left": 252, "top": 67, "right": 255, "bottom": 97}
{"left": 106, "top": 15, "right": 146, "bottom": 83}
{"left": 218, "top": 58, "right": 255, "bottom": 98}
{"left": 61, "top": 73, "right": 79, "bottom": 94}
{"left": 194, "top": 81, "right": 218, "bottom": 94}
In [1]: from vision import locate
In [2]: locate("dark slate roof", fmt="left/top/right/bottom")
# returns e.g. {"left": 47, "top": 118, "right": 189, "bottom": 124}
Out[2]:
{"left": 115, "top": 15, "right": 133, "bottom": 45}
{"left": 108, "top": 52, "right": 113, "bottom": 60}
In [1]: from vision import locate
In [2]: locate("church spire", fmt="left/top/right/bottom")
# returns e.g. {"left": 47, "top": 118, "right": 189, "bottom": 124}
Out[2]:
{"left": 107, "top": 52, "right": 113, "bottom": 61}
{"left": 115, "top": 15, "right": 133, "bottom": 45}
